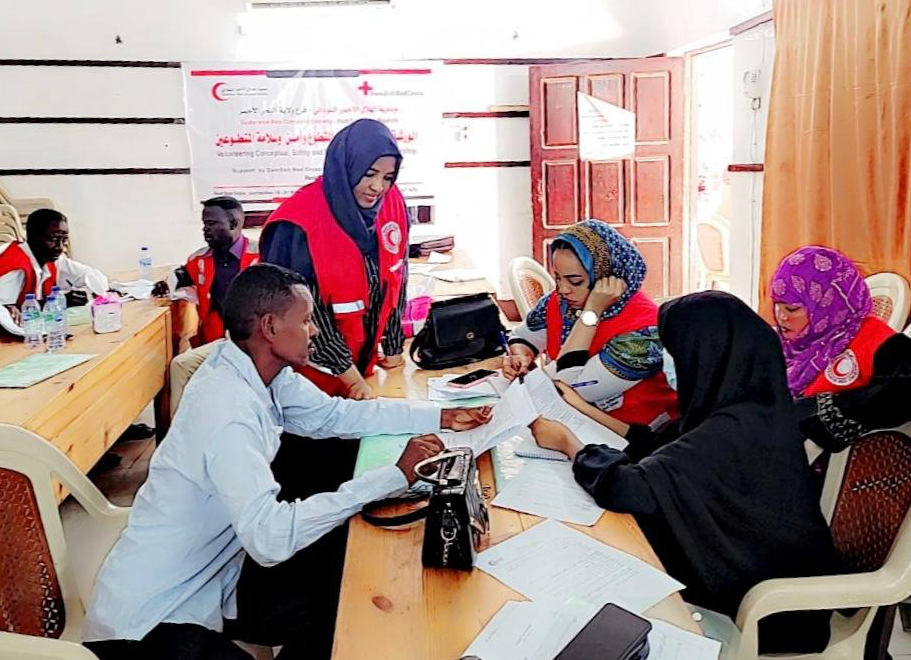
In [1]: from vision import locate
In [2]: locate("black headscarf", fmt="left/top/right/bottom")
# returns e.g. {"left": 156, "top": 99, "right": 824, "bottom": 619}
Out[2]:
{"left": 322, "top": 119, "right": 402, "bottom": 255}
{"left": 642, "top": 291, "right": 836, "bottom": 614}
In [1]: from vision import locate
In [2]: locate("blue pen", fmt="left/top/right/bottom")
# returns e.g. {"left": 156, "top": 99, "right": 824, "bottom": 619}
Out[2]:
{"left": 570, "top": 380, "right": 598, "bottom": 389}
{"left": 498, "top": 330, "right": 510, "bottom": 353}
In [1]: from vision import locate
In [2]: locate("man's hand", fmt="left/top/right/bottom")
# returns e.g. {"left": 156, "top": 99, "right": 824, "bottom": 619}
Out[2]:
{"left": 529, "top": 417, "right": 583, "bottom": 460}
{"left": 339, "top": 365, "right": 375, "bottom": 400}
{"left": 501, "top": 353, "right": 533, "bottom": 381}
{"left": 395, "top": 434, "right": 445, "bottom": 485}
{"left": 377, "top": 353, "right": 405, "bottom": 370}
{"left": 441, "top": 406, "right": 492, "bottom": 431}
{"left": 64, "top": 289, "right": 89, "bottom": 308}
{"left": 151, "top": 280, "right": 170, "bottom": 297}
{"left": 4, "top": 304, "right": 21, "bottom": 326}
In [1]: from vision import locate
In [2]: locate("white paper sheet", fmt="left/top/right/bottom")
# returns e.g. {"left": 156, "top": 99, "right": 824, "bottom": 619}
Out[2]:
{"left": 647, "top": 618, "right": 721, "bottom": 660}
{"left": 427, "top": 250, "right": 452, "bottom": 264}
{"left": 441, "top": 375, "right": 538, "bottom": 454}
{"left": 408, "top": 262, "right": 438, "bottom": 275}
{"left": 428, "top": 373, "right": 503, "bottom": 401}
{"left": 492, "top": 460, "right": 603, "bottom": 526}
{"left": 524, "top": 369, "right": 628, "bottom": 450}
{"left": 110, "top": 279, "right": 155, "bottom": 301}
{"left": 476, "top": 519, "right": 684, "bottom": 614}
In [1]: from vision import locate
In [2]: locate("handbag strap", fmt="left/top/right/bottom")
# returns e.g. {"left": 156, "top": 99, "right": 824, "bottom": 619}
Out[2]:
{"left": 361, "top": 503, "right": 430, "bottom": 527}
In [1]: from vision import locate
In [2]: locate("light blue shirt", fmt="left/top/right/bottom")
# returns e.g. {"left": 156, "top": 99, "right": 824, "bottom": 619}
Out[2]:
{"left": 83, "top": 340, "right": 441, "bottom": 642}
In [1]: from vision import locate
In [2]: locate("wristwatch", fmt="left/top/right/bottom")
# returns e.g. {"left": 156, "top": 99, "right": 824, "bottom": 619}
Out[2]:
{"left": 579, "top": 310, "right": 599, "bottom": 327}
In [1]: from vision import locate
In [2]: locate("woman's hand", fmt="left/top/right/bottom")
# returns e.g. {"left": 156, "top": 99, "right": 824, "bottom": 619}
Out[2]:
{"left": 378, "top": 354, "right": 405, "bottom": 370}
{"left": 441, "top": 406, "right": 492, "bottom": 431}
{"left": 584, "top": 276, "right": 627, "bottom": 316}
{"left": 339, "top": 366, "right": 376, "bottom": 400}
{"left": 502, "top": 352, "right": 533, "bottom": 381}
{"left": 529, "top": 417, "right": 583, "bottom": 460}
{"left": 554, "top": 380, "right": 589, "bottom": 412}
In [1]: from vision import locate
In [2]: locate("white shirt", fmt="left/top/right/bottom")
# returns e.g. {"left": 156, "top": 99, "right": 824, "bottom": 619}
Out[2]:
{"left": 83, "top": 340, "right": 442, "bottom": 642}
{"left": 0, "top": 241, "right": 109, "bottom": 306}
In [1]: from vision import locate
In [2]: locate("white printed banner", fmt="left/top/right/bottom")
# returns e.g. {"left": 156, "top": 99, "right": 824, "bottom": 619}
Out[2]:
{"left": 182, "top": 63, "right": 441, "bottom": 209}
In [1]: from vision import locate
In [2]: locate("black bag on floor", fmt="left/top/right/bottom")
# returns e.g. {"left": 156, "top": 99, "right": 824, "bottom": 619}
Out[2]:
{"left": 409, "top": 293, "right": 506, "bottom": 370}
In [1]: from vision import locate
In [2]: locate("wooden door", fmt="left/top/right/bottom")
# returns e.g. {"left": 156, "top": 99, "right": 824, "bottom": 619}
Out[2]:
{"left": 530, "top": 58, "right": 685, "bottom": 298}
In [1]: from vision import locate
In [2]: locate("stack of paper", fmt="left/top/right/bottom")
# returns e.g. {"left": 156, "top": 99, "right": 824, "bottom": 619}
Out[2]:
{"left": 430, "top": 268, "right": 487, "bottom": 283}
{"left": 427, "top": 373, "right": 508, "bottom": 401}
{"left": 464, "top": 600, "right": 720, "bottom": 660}
{"left": 110, "top": 279, "right": 155, "bottom": 301}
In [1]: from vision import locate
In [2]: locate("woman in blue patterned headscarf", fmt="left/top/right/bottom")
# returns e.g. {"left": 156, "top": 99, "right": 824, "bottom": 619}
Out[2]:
{"left": 506, "top": 220, "right": 677, "bottom": 427}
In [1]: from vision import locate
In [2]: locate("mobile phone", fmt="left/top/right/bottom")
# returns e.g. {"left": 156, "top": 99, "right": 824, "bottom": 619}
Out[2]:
{"left": 448, "top": 368, "right": 496, "bottom": 389}
{"left": 554, "top": 603, "right": 652, "bottom": 660}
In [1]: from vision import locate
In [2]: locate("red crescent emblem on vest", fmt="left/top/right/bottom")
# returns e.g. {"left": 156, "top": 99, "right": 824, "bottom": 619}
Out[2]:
{"left": 825, "top": 349, "right": 859, "bottom": 387}
{"left": 380, "top": 221, "right": 402, "bottom": 255}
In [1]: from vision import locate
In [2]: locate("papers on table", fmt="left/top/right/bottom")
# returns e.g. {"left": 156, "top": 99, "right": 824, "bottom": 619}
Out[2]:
{"left": 427, "top": 372, "right": 509, "bottom": 402}
{"left": 647, "top": 618, "right": 721, "bottom": 660}
{"left": 0, "top": 353, "right": 96, "bottom": 388}
{"left": 430, "top": 268, "right": 487, "bottom": 283}
{"left": 476, "top": 519, "right": 684, "bottom": 614}
{"left": 441, "top": 373, "right": 538, "bottom": 455}
{"left": 408, "top": 262, "right": 438, "bottom": 276}
{"left": 492, "top": 459, "right": 603, "bottom": 526}
{"left": 464, "top": 602, "right": 720, "bottom": 660}
{"left": 427, "top": 250, "right": 452, "bottom": 264}
{"left": 523, "top": 369, "right": 627, "bottom": 451}
{"left": 463, "top": 600, "right": 598, "bottom": 660}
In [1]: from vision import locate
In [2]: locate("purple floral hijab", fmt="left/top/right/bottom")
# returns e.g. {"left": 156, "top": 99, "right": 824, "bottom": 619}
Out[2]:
{"left": 770, "top": 246, "right": 872, "bottom": 396}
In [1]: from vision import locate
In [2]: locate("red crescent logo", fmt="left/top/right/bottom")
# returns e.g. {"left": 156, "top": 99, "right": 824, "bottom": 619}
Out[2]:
{"left": 211, "top": 82, "right": 227, "bottom": 102}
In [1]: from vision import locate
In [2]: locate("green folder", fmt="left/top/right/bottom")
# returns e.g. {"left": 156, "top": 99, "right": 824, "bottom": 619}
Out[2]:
{"left": 0, "top": 353, "right": 96, "bottom": 388}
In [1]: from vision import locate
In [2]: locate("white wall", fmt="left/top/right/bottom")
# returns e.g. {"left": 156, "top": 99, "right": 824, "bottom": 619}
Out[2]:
{"left": 727, "top": 21, "right": 775, "bottom": 308}
{"left": 0, "top": 0, "right": 773, "bottom": 295}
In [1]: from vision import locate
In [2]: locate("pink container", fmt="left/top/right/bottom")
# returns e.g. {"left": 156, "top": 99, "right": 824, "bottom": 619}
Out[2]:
{"left": 402, "top": 295, "right": 432, "bottom": 337}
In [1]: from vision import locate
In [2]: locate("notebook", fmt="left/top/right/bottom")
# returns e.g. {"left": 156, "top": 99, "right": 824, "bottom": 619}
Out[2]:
{"left": 0, "top": 353, "right": 96, "bottom": 388}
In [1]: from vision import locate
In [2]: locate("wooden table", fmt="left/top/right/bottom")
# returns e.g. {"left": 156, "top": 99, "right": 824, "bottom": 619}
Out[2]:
{"left": 332, "top": 263, "right": 699, "bottom": 659}
{"left": 0, "top": 300, "right": 173, "bottom": 501}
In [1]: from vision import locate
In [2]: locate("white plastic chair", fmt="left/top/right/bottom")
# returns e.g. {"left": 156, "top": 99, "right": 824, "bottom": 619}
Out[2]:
{"left": 865, "top": 272, "right": 911, "bottom": 332}
{"left": 508, "top": 256, "right": 555, "bottom": 319}
{"left": 0, "top": 424, "right": 131, "bottom": 658}
{"left": 695, "top": 217, "right": 730, "bottom": 291}
{"left": 0, "top": 203, "right": 25, "bottom": 245}
{"left": 728, "top": 423, "right": 911, "bottom": 659}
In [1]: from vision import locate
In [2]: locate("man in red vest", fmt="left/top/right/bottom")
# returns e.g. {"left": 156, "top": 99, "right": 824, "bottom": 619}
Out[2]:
{"left": 153, "top": 196, "right": 258, "bottom": 346}
{"left": 0, "top": 208, "right": 108, "bottom": 327}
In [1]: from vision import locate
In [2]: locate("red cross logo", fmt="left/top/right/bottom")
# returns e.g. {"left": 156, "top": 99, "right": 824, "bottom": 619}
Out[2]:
{"left": 358, "top": 81, "right": 373, "bottom": 95}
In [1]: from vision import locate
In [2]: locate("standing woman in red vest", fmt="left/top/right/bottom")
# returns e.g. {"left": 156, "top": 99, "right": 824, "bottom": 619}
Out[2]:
{"left": 260, "top": 119, "right": 409, "bottom": 399}
{"left": 504, "top": 219, "right": 677, "bottom": 428}
{"left": 771, "top": 246, "right": 911, "bottom": 453}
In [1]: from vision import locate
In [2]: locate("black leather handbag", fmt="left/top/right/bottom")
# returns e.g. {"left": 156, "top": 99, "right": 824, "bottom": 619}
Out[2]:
{"left": 409, "top": 293, "right": 506, "bottom": 370}
{"left": 362, "top": 448, "right": 489, "bottom": 571}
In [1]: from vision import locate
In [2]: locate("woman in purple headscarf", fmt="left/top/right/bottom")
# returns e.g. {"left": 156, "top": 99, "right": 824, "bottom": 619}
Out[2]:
{"left": 770, "top": 246, "right": 894, "bottom": 398}
{"left": 771, "top": 246, "right": 911, "bottom": 454}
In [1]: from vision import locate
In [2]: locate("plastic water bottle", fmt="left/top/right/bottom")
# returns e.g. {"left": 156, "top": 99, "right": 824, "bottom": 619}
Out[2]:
{"left": 50, "top": 285, "right": 69, "bottom": 338}
{"left": 139, "top": 246, "right": 153, "bottom": 281}
{"left": 44, "top": 295, "right": 66, "bottom": 353}
{"left": 21, "top": 294, "right": 43, "bottom": 349}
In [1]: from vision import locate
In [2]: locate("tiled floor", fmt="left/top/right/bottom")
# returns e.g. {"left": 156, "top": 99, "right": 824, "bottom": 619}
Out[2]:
{"left": 86, "top": 424, "right": 911, "bottom": 659}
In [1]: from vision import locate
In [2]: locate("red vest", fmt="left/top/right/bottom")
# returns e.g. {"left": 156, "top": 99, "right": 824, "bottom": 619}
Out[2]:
{"left": 802, "top": 316, "right": 895, "bottom": 396}
{"left": 0, "top": 241, "right": 57, "bottom": 307}
{"left": 546, "top": 291, "right": 678, "bottom": 426}
{"left": 185, "top": 237, "right": 259, "bottom": 346}
{"left": 264, "top": 178, "right": 408, "bottom": 395}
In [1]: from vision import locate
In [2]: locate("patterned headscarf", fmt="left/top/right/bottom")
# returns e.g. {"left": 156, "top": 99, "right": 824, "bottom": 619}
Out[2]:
{"left": 549, "top": 219, "right": 647, "bottom": 339}
{"left": 770, "top": 246, "right": 872, "bottom": 396}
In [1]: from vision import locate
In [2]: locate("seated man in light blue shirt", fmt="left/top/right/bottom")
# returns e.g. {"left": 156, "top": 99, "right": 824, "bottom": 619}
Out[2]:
{"left": 83, "top": 264, "right": 489, "bottom": 660}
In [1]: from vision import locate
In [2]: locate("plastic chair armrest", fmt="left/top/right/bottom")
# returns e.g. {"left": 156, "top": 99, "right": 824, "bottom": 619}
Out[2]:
{"left": 0, "top": 631, "right": 99, "bottom": 659}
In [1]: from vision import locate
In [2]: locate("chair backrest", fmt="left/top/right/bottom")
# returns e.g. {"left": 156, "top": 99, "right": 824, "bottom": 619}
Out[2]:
{"left": 821, "top": 424, "right": 911, "bottom": 573}
{"left": 0, "top": 425, "right": 127, "bottom": 642}
{"left": 865, "top": 272, "right": 911, "bottom": 332}
{"left": 0, "top": 204, "right": 25, "bottom": 245}
{"left": 696, "top": 222, "right": 725, "bottom": 273}
{"left": 508, "top": 256, "right": 555, "bottom": 319}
